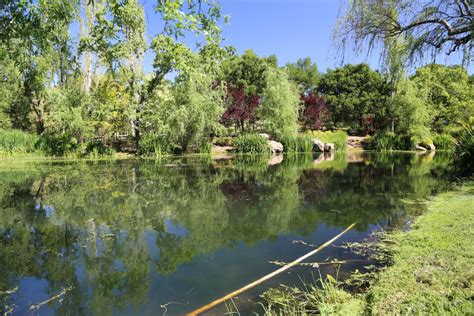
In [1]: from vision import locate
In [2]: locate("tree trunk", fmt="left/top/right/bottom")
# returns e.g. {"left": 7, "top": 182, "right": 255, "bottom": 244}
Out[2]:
{"left": 133, "top": 119, "right": 140, "bottom": 151}
{"left": 80, "top": 0, "right": 95, "bottom": 93}
{"left": 32, "top": 97, "right": 44, "bottom": 134}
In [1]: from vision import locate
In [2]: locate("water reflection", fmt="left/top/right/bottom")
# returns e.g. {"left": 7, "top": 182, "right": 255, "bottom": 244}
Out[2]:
{"left": 0, "top": 152, "right": 452, "bottom": 315}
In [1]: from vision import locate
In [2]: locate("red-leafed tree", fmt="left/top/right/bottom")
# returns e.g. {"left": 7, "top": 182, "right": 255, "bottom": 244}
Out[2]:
{"left": 222, "top": 85, "right": 260, "bottom": 132}
{"left": 300, "top": 93, "right": 330, "bottom": 130}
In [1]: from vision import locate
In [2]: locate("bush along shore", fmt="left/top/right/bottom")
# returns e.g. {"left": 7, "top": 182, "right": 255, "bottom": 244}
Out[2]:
{"left": 259, "top": 182, "right": 474, "bottom": 315}
{"left": 3, "top": 125, "right": 471, "bottom": 160}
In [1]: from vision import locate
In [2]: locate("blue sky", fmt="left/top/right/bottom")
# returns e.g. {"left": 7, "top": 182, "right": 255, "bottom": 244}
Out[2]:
{"left": 141, "top": 0, "right": 470, "bottom": 73}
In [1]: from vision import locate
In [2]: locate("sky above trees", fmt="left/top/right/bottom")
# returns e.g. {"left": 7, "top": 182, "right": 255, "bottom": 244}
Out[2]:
{"left": 137, "top": 0, "right": 472, "bottom": 73}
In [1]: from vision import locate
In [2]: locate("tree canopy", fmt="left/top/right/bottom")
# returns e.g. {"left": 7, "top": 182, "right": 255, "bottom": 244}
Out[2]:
{"left": 411, "top": 64, "right": 473, "bottom": 132}
{"left": 336, "top": 0, "right": 473, "bottom": 66}
{"left": 318, "top": 64, "right": 388, "bottom": 134}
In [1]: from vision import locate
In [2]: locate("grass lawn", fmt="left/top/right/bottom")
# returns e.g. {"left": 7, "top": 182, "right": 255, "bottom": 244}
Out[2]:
{"left": 365, "top": 183, "right": 474, "bottom": 315}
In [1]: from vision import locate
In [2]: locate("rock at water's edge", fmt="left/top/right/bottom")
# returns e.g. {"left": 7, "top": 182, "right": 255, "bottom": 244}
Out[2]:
{"left": 313, "top": 138, "right": 335, "bottom": 152}
{"left": 427, "top": 143, "right": 436, "bottom": 151}
{"left": 324, "top": 143, "right": 335, "bottom": 152}
{"left": 268, "top": 140, "right": 283, "bottom": 154}
{"left": 313, "top": 139, "right": 325, "bottom": 152}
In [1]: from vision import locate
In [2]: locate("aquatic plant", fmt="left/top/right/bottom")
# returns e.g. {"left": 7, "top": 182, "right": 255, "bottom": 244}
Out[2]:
{"left": 0, "top": 129, "right": 39, "bottom": 154}
{"left": 234, "top": 134, "right": 271, "bottom": 154}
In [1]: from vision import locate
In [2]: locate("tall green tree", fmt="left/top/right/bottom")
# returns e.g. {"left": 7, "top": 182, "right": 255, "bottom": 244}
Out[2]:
{"left": 318, "top": 64, "right": 388, "bottom": 134}
{"left": 0, "top": 0, "right": 78, "bottom": 132}
{"left": 411, "top": 64, "right": 474, "bottom": 132}
{"left": 258, "top": 68, "right": 300, "bottom": 137}
{"left": 286, "top": 57, "right": 319, "bottom": 93}
{"left": 392, "top": 79, "right": 431, "bottom": 144}
{"left": 221, "top": 49, "right": 277, "bottom": 95}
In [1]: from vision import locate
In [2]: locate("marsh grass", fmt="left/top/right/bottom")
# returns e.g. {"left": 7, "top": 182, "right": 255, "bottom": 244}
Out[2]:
{"left": 365, "top": 132, "right": 414, "bottom": 151}
{"left": 0, "top": 129, "right": 39, "bottom": 154}
{"left": 453, "top": 125, "right": 474, "bottom": 177}
{"left": 432, "top": 133, "right": 455, "bottom": 150}
{"left": 260, "top": 273, "right": 364, "bottom": 315}
{"left": 279, "top": 135, "right": 313, "bottom": 153}
{"left": 234, "top": 134, "right": 271, "bottom": 154}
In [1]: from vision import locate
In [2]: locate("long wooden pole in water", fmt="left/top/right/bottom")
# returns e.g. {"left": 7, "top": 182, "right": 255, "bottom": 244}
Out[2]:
{"left": 187, "top": 222, "right": 356, "bottom": 316}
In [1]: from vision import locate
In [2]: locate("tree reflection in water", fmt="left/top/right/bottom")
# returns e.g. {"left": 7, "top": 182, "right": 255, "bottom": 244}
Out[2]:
{"left": 0, "top": 152, "right": 452, "bottom": 315}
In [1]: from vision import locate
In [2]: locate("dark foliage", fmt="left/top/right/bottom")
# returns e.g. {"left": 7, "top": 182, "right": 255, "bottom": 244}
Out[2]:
{"left": 300, "top": 93, "right": 330, "bottom": 130}
{"left": 453, "top": 125, "right": 474, "bottom": 177}
{"left": 221, "top": 85, "right": 260, "bottom": 131}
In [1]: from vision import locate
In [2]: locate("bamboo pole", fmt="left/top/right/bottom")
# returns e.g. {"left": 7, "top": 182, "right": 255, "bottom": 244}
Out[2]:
{"left": 187, "top": 222, "right": 356, "bottom": 316}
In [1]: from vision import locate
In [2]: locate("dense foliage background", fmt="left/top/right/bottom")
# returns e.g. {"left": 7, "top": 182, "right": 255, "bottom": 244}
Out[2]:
{"left": 0, "top": 0, "right": 472, "bottom": 157}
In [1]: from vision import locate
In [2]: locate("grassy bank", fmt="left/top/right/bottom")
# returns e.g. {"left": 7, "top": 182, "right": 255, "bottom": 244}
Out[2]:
{"left": 365, "top": 183, "right": 474, "bottom": 314}
{"left": 261, "top": 182, "right": 474, "bottom": 315}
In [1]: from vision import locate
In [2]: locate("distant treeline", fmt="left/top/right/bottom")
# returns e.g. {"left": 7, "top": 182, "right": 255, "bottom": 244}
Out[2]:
{"left": 1, "top": 1, "right": 472, "bottom": 157}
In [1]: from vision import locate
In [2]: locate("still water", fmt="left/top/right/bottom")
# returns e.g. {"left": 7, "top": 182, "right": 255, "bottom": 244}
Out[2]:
{"left": 0, "top": 152, "right": 451, "bottom": 315}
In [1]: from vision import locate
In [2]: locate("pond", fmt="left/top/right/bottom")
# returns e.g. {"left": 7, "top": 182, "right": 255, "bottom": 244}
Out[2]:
{"left": 0, "top": 152, "right": 452, "bottom": 315}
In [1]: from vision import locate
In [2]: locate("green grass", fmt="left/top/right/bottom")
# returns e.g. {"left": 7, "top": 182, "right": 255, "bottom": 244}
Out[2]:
{"left": 365, "top": 131, "right": 414, "bottom": 151}
{"left": 453, "top": 124, "right": 474, "bottom": 177}
{"left": 279, "top": 135, "right": 313, "bottom": 153}
{"left": 432, "top": 133, "right": 455, "bottom": 150}
{"left": 0, "top": 129, "right": 39, "bottom": 154}
{"left": 259, "top": 182, "right": 474, "bottom": 315}
{"left": 260, "top": 276, "right": 364, "bottom": 315}
{"left": 234, "top": 134, "right": 271, "bottom": 154}
{"left": 366, "top": 183, "right": 474, "bottom": 315}
{"left": 304, "top": 130, "right": 348, "bottom": 151}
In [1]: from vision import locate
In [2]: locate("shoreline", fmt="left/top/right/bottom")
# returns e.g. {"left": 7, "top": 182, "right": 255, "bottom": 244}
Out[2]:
{"left": 260, "top": 181, "right": 474, "bottom": 314}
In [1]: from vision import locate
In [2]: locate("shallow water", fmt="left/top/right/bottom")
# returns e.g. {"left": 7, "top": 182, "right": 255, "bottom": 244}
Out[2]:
{"left": 0, "top": 152, "right": 452, "bottom": 315}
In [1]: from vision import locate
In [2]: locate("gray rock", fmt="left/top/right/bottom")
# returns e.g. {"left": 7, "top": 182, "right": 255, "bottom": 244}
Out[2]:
{"left": 415, "top": 145, "right": 427, "bottom": 151}
{"left": 324, "top": 143, "right": 335, "bottom": 152}
{"left": 427, "top": 143, "right": 436, "bottom": 151}
{"left": 268, "top": 140, "right": 284, "bottom": 154}
{"left": 259, "top": 133, "right": 270, "bottom": 140}
{"left": 313, "top": 138, "right": 325, "bottom": 152}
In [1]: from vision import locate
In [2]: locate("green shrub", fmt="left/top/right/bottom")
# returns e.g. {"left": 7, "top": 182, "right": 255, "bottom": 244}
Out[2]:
{"left": 433, "top": 133, "right": 455, "bottom": 150}
{"left": 234, "top": 134, "right": 270, "bottom": 154}
{"left": 83, "top": 140, "right": 115, "bottom": 158}
{"left": 212, "top": 136, "right": 234, "bottom": 147}
{"left": 0, "top": 129, "right": 39, "bottom": 154}
{"left": 305, "top": 130, "right": 348, "bottom": 151}
{"left": 453, "top": 125, "right": 474, "bottom": 177}
{"left": 36, "top": 132, "right": 79, "bottom": 156}
{"left": 279, "top": 135, "right": 313, "bottom": 153}
{"left": 138, "top": 133, "right": 171, "bottom": 156}
{"left": 366, "top": 132, "right": 414, "bottom": 151}
{"left": 194, "top": 140, "right": 212, "bottom": 154}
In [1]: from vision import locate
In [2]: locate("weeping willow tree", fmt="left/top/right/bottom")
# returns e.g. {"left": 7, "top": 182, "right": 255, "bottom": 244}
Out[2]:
{"left": 335, "top": 0, "right": 473, "bottom": 67}
{"left": 335, "top": 0, "right": 473, "bottom": 135}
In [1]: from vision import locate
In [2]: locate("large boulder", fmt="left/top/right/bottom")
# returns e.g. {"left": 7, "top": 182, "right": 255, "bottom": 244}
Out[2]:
{"left": 313, "top": 139, "right": 325, "bottom": 152}
{"left": 313, "top": 138, "right": 335, "bottom": 152}
{"left": 268, "top": 140, "right": 283, "bottom": 154}
{"left": 259, "top": 133, "right": 270, "bottom": 140}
